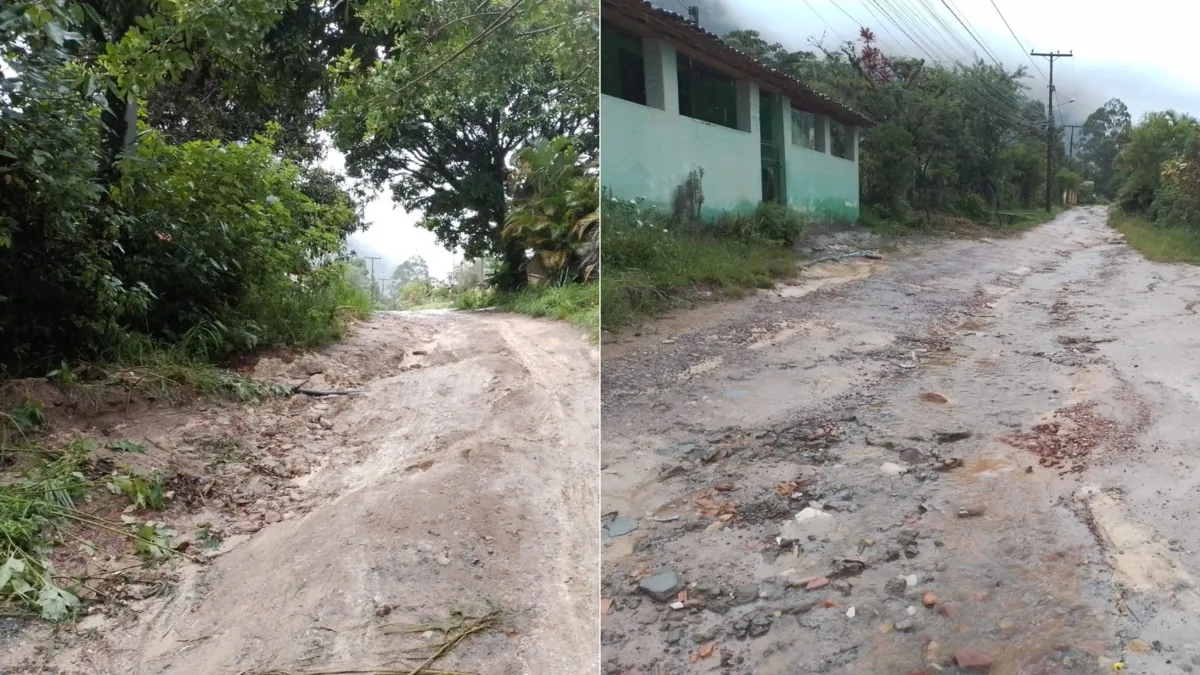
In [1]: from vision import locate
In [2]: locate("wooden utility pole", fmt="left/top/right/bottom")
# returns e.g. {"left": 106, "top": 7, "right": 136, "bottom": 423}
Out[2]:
{"left": 362, "top": 256, "right": 382, "bottom": 301}
{"left": 1032, "top": 51, "right": 1072, "bottom": 211}
{"left": 1063, "top": 124, "right": 1083, "bottom": 159}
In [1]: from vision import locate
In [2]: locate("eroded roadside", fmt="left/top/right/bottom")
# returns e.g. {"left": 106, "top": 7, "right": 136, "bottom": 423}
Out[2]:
{"left": 601, "top": 206, "right": 1200, "bottom": 674}
{"left": 2, "top": 310, "right": 599, "bottom": 675}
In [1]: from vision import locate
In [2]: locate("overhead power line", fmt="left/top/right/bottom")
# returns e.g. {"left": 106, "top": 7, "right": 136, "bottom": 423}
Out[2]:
{"left": 985, "top": 0, "right": 1047, "bottom": 80}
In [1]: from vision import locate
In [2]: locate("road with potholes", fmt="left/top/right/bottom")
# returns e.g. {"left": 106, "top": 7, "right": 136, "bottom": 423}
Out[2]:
{"left": 601, "top": 207, "right": 1200, "bottom": 674}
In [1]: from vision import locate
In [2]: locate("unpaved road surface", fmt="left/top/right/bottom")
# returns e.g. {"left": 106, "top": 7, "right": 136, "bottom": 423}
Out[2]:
{"left": 601, "top": 207, "right": 1200, "bottom": 674}
{"left": 5, "top": 310, "right": 598, "bottom": 675}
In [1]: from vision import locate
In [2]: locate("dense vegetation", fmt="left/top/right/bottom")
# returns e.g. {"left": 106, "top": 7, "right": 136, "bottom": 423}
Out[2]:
{"left": 1, "top": 0, "right": 597, "bottom": 375}
{"left": 724, "top": 28, "right": 1075, "bottom": 223}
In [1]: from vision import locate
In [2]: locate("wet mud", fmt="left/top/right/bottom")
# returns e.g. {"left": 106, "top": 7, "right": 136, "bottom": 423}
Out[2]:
{"left": 601, "top": 207, "right": 1200, "bottom": 674}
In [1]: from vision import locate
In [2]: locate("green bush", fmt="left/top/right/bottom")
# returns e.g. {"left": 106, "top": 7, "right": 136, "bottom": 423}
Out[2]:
{"left": 750, "top": 202, "right": 806, "bottom": 245}
{"left": 953, "top": 193, "right": 990, "bottom": 221}
{"left": 601, "top": 197, "right": 797, "bottom": 329}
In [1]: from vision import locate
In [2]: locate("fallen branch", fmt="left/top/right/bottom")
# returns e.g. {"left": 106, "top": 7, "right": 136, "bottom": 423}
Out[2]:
{"left": 799, "top": 250, "right": 882, "bottom": 268}
{"left": 294, "top": 388, "right": 365, "bottom": 397}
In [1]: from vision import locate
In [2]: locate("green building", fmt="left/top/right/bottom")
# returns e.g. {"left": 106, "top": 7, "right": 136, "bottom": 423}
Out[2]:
{"left": 601, "top": 0, "right": 874, "bottom": 224}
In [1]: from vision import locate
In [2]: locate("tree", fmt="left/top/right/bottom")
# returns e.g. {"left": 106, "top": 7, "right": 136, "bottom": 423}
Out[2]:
{"left": 1118, "top": 111, "right": 1199, "bottom": 211}
{"left": 391, "top": 255, "right": 430, "bottom": 285}
{"left": 1080, "top": 98, "right": 1132, "bottom": 198}
{"left": 327, "top": 0, "right": 596, "bottom": 290}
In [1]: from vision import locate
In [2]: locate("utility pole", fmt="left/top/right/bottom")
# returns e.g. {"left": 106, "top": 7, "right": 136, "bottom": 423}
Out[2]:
{"left": 362, "top": 256, "right": 382, "bottom": 302}
{"left": 1031, "top": 51, "right": 1072, "bottom": 212}
{"left": 1063, "top": 124, "right": 1083, "bottom": 159}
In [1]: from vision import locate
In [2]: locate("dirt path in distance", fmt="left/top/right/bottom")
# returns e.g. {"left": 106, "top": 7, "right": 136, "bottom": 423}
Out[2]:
{"left": 3, "top": 310, "right": 599, "bottom": 675}
{"left": 601, "top": 207, "right": 1200, "bottom": 675}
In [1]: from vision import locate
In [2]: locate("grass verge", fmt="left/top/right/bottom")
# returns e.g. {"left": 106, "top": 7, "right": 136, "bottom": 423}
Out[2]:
{"left": 456, "top": 284, "right": 599, "bottom": 341}
{"left": 602, "top": 228, "right": 797, "bottom": 332}
{"left": 861, "top": 205, "right": 1064, "bottom": 237}
{"left": 1109, "top": 210, "right": 1200, "bottom": 264}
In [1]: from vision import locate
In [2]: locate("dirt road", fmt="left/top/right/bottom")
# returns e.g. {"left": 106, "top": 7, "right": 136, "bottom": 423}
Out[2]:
{"left": 8, "top": 310, "right": 598, "bottom": 675}
{"left": 601, "top": 207, "right": 1200, "bottom": 674}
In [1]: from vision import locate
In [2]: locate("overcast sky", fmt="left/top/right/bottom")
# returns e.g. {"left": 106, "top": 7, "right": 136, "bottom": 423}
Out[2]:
{"left": 320, "top": 145, "right": 459, "bottom": 282}
{"left": 655, "top": 0, "right": 1200, "bottom": 125}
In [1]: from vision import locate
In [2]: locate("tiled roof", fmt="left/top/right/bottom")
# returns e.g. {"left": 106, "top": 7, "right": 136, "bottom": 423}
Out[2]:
{"left": 603, "top": 0, "right": 876, "bottom": 127}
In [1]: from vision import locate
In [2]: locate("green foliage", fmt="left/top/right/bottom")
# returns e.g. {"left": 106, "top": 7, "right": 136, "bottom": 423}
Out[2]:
{"left": 504, "top": 136, "right": 599, "bottom": 283}
{"left": 1118, "top": 112, "right": 1199, "bottom": 212}
{"left": 602, "top": 198, "right": 797, "bottom": 330}
{"left": 724, "top": 30, "right": 1062, "bottom": 219}
{"left": 747, "top": 202, "right": 807, "bottom": 245}
{"left": 456, "top": 284, "right": 599, "bottom": 341}
{"left": 0, "top": 438, "right": 92, "bottom": 620}
{"left": 327, "top": 0, "right": 597, "bottom": 290}
{"left": 1080, "top": 99, "right": 1132, "bottom": 198}
{"left": 108, "top": 470, "right": 166, "bottom": 510}
{"left": 1, "top": 0, "right": 372, "bottom": 375}
{"left": 953, "top": 193, "right": 990, "bottom": 220}
{"left": 1110, "top": 210, "right": 1200, "bottom": 264}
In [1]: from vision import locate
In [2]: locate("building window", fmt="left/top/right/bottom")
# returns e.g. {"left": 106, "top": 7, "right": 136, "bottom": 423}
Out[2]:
{"left": 791, "top": 109, "right": 815, "bottom": 149}
{"left": 601, "top": 23, "right": 646, "bottom": 105}
{"left": 830, "top": 121, "right": 849, "bottom": 159}
{"left": 677, "top": 54, "right": 739, "bottom": 130}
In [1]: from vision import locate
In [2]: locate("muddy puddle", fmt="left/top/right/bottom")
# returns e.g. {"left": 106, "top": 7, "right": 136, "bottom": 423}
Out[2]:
{"left": 602, "top": 207, "right": 1200, "bottom": 674}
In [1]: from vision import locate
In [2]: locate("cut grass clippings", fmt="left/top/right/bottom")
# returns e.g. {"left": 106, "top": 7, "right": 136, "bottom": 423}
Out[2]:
{"left": 1109, "top": 210, "right": 1200, "bottom": 264}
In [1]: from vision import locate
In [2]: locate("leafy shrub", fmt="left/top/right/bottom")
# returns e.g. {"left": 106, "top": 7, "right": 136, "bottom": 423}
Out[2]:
{"left": 751, "top": 202, "right": 806, "bottom": 245}
{"left": 953, "top": 193, "right": 990, "bottom": 221}
{"left": 503, "top": 136, "right": 598, "bottom": 284}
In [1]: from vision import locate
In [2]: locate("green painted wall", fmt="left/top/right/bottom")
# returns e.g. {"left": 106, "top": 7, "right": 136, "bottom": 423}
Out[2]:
{"left": 601, "top": 93, "right": 861, "bottom": 224}
{"left": 784, "top": 143, "right": 860, "bottom": 223}
{"left": 601, "top": 95, "right": 760, "bottom": 217}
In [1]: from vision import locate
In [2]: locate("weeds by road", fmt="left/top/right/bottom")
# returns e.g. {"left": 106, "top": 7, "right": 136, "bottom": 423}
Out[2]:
{"left": 456, "top": 284, "right": 599, "bottom": 341}
{"left": 601, "top": 200, "right": 801, "bottom": 332}
{"left": 1108, "top": 209, "right": 1200, "bottom": 264}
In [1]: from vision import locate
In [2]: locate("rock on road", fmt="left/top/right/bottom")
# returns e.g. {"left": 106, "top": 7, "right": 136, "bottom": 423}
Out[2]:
{"left": 601, "top": 207, "right": 1200, "bottom": 674}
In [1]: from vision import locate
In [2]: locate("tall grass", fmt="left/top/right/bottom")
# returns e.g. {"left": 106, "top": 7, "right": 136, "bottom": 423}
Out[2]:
{"left": 456, "top": 284, "right": 599, "bottom": 341}
{"left": 1109, "top": 210, "right": 1200, "bottom": 264}
{"left": 601, "top": 200, "right": 800, "bottom": 331}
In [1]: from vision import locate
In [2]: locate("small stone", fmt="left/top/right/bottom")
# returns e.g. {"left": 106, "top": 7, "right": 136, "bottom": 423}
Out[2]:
{"left": 845, "top": 606, "right": 856, "bottom": 618}
{"left": 935, "top": 430, "right": 972, "bottom": 443}
{"left": 639, "top": 569, "right": 684, "bottom": 602}
{"left": 895, "top": 618, "right": 915, "bottom": 632}
{"left": 958, "top": 506, "right": 986, "bottom": 518}
{"left": 665, "top": 628, "right": 683, "bottom": 644}
{"left": 733, "top": 584, "right": 759, "bottom": 605}
{"left": 880, "top": 462, "right": 908, "bottom": 476}
{"left": 806, "top": 577, "right": 830, "bottom": 591}
{"left": 925, "top": 641, "right": 941, "bottom": 661}
{"left": 899, "top": 448, "right": 924, "bottom": 464}
{"left": 795, "top": 507, "right": 832, "bottom": 523}
{"left": 999, "top": 619, "right": 1015, "bottom": 633}
{"left": 605, "top": 517, "right": 639, "bottom": 537}
{"left": 923, "top": 592, "right": 937, "bottom": 607}
{"left": 878, "top": 622, "right": 894, "bottom": 634}
{"left": 906, "top": 605, "right": 917, "bottom": 616}
{"left": 885, "top": 576, "right": 907, "bottom": 596}
{"left": 77, "top": 614, "right": 108, "bottom": 631}
{"left": 264, "top": 511, "right": 283, "bottom": 524}
{"left": 234, "top": 520, "right": 261, "bottom": 534}
{"left": 954, "top": 647, "right": 993, "bottom": 669}
{"left": 1128, "top": 639, "right": 1152, "bottom": 653}
{"left": 905, "top": 574, "right": 919, "bottom": 589}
